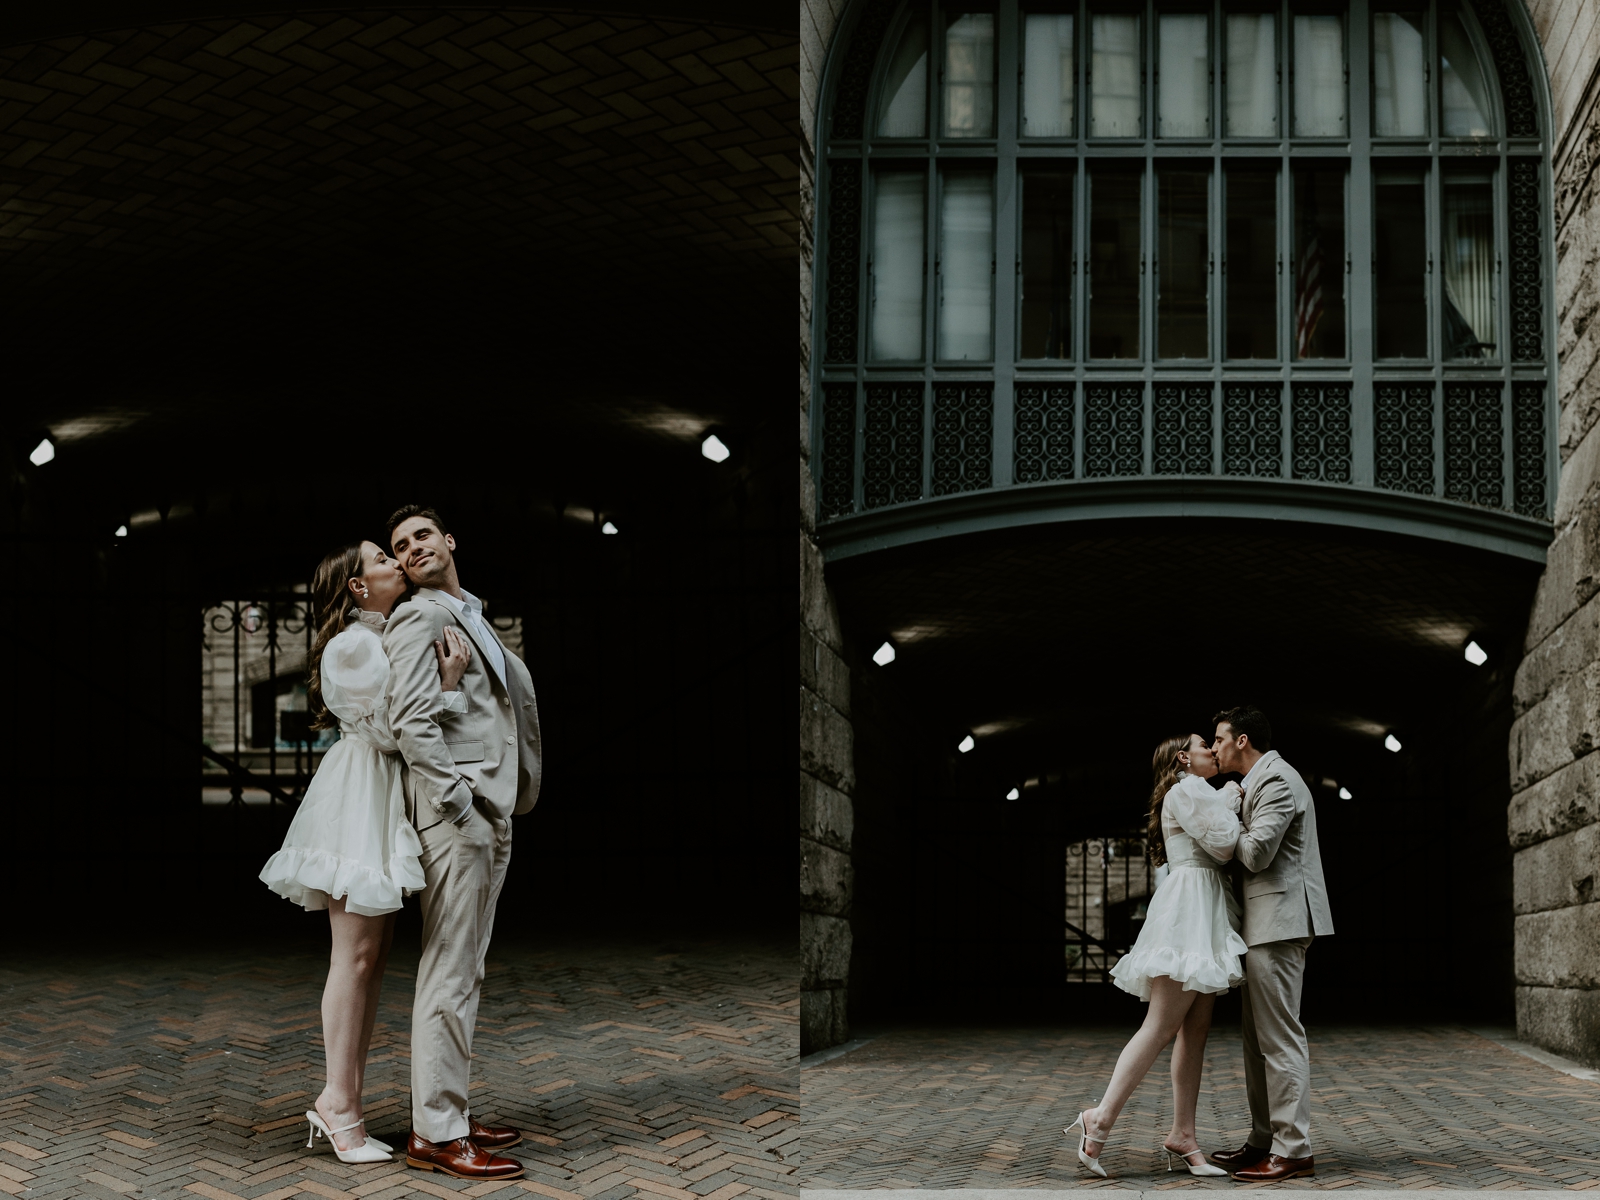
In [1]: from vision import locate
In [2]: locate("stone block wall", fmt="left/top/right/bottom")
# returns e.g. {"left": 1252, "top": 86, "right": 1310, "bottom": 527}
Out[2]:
{"left": 1509, "top": 0, "right": 1600, "bottom": 1067}
{"left": 800, "top": 0, "right": 854, "bottom": 1056}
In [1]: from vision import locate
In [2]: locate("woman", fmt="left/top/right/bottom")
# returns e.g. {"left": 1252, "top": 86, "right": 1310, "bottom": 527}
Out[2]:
{"left": 260, "top": 541, "right": 472, "bottom": 1164}
{"left": 1064, "top": 733, "right": 1248, "bottom": 1179}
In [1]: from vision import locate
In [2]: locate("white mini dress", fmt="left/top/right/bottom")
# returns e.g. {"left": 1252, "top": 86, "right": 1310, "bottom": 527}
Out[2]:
{"left": 259, "top": 609, "right": 464, "bottom": 917}
{"left": 1109, "top": 772, "right": 1249, "bottom": 1001}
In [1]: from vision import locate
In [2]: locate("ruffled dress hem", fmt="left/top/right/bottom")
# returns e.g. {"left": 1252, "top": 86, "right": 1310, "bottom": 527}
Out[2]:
{"left": 259, "top": 844, "right": 424, "bottom": 918}
{"left": 1108, "top": 941, "right": 1246, "bottom": 1001}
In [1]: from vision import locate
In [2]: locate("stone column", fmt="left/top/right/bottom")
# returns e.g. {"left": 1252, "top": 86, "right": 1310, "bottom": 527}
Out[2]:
{"left": 1507, "top": 4, "right": 1600, "bottom": 1065}
{"left": 800, "top": 0, "right": 855, "bottom": 1056}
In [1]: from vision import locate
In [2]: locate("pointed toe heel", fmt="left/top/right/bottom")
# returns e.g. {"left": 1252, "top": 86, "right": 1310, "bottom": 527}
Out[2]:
{"left": 1065, "top": 1110, "right": 1109, "bottom": 1179}
{"left": 306, "top": 1111, "right": 392, "bottom": 1164}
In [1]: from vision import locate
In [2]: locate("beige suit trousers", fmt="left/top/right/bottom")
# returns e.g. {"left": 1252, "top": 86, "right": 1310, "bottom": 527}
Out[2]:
{"left": 1241, "top": 936, "right": 1315, "bottom": 1160}
{"left": 411, "top": 803, "right": 512, "bottom": 1143}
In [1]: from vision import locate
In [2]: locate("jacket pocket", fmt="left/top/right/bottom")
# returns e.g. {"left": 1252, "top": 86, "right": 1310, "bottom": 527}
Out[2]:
{"left": 1245, "top": 879, "right": 1287, "bottom": 899}
{"left": 446, "top": 740, "right": 485, "bottom": 763}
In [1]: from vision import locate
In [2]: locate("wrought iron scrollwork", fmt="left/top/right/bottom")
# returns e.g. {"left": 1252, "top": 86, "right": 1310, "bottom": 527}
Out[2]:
{"left": 1084, "top": 384, "right": 1144, "bottom": 477}
{"left": 1443, "top": 383, "right": 1505, "bottom": 508}
{"left": 820, "top": 382, "right": 857, "bottom": 519}
{"left": 1509, "top": 160, "right": 1545, "bottom": 363}
{"left": 1152, "top": 384, "right": 1212, "bottom": 475}
{"left": 829, "top": 0, "right": 896, "bottom": 141}
{"left": 1291, "top": 384, "right": 1353, "bottom": 482}
{"left": 1513, "top": 381, "right": 1548, "bottom": 518}
{"left": 824, "top": 161, "right": 862, "bottom": 364}
{"left": 931, "top": 384, "right": 994, "bottom": 496}
{"left": 1375, "top": 383, "right": 1436, "bottom": 494}
{"left": 1223, "top": 385, "right": 1283, "bottom": 477}
{"left": 863, "top": 382, "right": 924, "bottom": 508}
{"left": 1472, "top": 0, "right": 1538, "bottom": 138}
{"left": 1014, "top": 384, "right": 1075, "bottom": 483}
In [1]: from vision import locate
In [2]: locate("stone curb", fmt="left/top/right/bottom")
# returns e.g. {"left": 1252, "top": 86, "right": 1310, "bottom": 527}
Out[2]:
{"left": 1466, "top": 1026, "right": 1600, "bottom": 1082}
{"left": 802, "top": 1191, "right": 1583, "bottom": 1197}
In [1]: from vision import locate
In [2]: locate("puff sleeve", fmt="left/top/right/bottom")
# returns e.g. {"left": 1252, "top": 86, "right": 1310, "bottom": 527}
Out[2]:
{"left": 1165, "top": 774, "right": 1243, "bottom": 862}
{"left": 322, "top": 626, "right": 399, "bottom": 753}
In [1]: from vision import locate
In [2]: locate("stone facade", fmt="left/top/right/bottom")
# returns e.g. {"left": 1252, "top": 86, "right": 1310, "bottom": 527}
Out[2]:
{"left": 800, "top": 0, "right": 854, "bottom": 1055}
{"left": 1511, "top": 0, "right": 1600, "bottom": 1067}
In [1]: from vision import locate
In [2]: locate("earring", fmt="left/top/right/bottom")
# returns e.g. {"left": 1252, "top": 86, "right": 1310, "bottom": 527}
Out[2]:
{"left": 360, "top": 586, "right": 370, "bottom": 598}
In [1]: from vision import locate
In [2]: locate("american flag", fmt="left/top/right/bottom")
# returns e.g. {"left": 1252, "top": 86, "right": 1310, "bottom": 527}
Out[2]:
{"left": 1295, "top": 215, "right": 1325, "bottom": 358}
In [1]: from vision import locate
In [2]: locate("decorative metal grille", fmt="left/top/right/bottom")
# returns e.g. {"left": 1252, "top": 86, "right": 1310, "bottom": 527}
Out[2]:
{"left": 1513, "top": 381, "right": 1548, "bottom": 517}
{"left": 824, "top": 160, "right": 862, "bottom": 364}
{"left": 1084, "top": 384, "right": 1145, "bottom": 477}
{"left": 820, "top": 382, "right": 858, "bottom": 519}
{"left": 863, "top": 382, "right": 925, "bottom": 508}
{"left": 1223, "top": 385, "right": 1283, "bottom": 477}
{"left": 1291, "top": 384, "right": 1354, "bottom": 482}
{"left": 1473, "top": 0, "right": 1538, "bottom": 138}
{"left": 829, "top": 0, "right": 896, "bottom": 141}
{"left": 1153, "top": 384, "right": 1213, "bottom": 475}
{"left": 1014, "top": 384, "right": 1075, "bottom": 483}
{"left": 1443, "top": 383, "right": 1505, "bottom": 508}
{"left": 1510, "top": 159, "right": 1545, "bottom": 362}
{"left": 932, "top": 383, "right": 994, "bottom": 496}
{"left": 1375, "top": 383, "right": 1437, "bottom": 494}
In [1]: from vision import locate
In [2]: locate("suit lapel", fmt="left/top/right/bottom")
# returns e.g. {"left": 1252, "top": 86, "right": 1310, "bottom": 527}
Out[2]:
{"left": 1243, "top": 750, "right": 1279, "bottom": 822}
{"left": 417, "top": 588, "right": 505, "bottom": 689}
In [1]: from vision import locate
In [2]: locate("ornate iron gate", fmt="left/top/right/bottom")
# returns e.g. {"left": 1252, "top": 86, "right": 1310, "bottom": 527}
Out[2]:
{"left": 1065, "top": 834, "right": 1155, "bottom": 983}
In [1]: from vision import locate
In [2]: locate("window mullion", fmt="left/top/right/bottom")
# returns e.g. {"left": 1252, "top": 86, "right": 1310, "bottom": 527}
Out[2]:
{"left": 1347, "top": 0, "right": 1375, "bottom": 485}
{"left": 994, "top": 0, "right": 1019, "bottom": 487}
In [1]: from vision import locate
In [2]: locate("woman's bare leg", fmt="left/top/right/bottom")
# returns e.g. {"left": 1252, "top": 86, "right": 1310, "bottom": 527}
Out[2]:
{"left": 356, "top": 913, "right": 396, "bottom": 1065}
{"left": 317, "top": 897, "right": 389, "bottom": 1151}
{"left": 1081, "top": 977, "right": 1197, "bottom": 1158}
{"left": 1165, "top": 991, "right": 1216, "bottom": 1158}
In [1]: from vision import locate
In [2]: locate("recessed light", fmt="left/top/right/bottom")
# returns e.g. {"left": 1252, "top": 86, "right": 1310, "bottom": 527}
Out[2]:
{"left": 701, "top": 434, "right": 730, "bottom": 463}
{"left": 29, "top": 438, "right": 54, "bottom": 466}
{"left": 601, "top": 521, "right": 619, "bottom": 535}
{"left": 1464, "top": 640, "right": 1488, "bottom": 666}
{"left": 1338, "top": 786, "right": 1352, "bottom": 799}
{"left": 872, "top": 641, "right": 896, "bottom": 666}
{"left": 1385, "top": 734, "right": 1402, "bottom": 752}
{"left": 114, "top": 525, "right": 128, "bottom": 537}
{"left": 1005, "top": 787, "right": 1020, "bottom": 800}
{"left": 957, "top": 735, "right": 975, "bottom": 753}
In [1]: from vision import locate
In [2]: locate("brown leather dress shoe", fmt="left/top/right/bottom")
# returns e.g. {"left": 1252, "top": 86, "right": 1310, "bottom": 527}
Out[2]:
{"left": 1232, "top": 1154, "right": 1315, "bottom": 1182}
{"left": 469, "top": 1115, "right": 523, "bottom": 1149}
{"left": 406, "top": 1131, "right": 524, "bottom": 1179}
{"left": 1209, "top": 1142, "right": 1270, "bottom": 1170}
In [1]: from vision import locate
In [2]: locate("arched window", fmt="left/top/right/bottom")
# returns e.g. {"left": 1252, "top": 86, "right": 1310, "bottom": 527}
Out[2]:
{"left": 814, "top": 0, "right": 1552, "bottom": 527}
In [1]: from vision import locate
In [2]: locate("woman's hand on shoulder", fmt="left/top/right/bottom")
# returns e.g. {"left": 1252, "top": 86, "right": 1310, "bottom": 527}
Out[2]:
{"left": 1220, "top": 780, "right": 1244, "bottom": 813}
{"left": 435, "top": 626, "right": 472, "bottom": 691}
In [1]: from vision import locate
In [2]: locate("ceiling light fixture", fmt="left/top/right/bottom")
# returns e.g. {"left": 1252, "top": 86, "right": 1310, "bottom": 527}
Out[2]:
{"left": 29, "top": 438, "right": 54, "bottom": 466}
{"left": 701, "top": 434, "right": 730, "bottom": 463}
{"left": 1464, "top": 640, "right": 1488, "bottom": 666}
{"left": 114, "top": 525, "right": 128, "bottom": 538}
{"left": 957, "top": 735, "right": 975, "bottom": 753}
{"left": 1005, "top": 787, "right": 1020, "bottom": 800}
{"left": 1338, "top": 786, "right": 1352, "bottom": 799}
{"left": 872, "top": 641, "right": 896, "bottom": 666}
{"left": 601, "top": 521, "right": 619, "bottom": 535}
{"left": 1385, "top": 734, "right": 1402, "bottom": 752}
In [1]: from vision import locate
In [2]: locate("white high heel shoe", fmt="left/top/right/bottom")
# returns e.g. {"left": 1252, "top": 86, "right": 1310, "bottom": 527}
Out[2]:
{"left": 1064, "top": 1110, "right": 1109, "bottom": 1178}
{"left": 305, "top": 1111, "right": 392, "bottom": 1164}
{"left": 1165, "top": 1147, "right": 1229, "bottom": 1177}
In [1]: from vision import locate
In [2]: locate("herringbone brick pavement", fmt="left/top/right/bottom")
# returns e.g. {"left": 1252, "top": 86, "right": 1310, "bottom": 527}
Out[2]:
{"left": 0, "top": 937, "right": 797, "bottom": 1200}
{"left": 798, "top": 1026, "right": 1600, "bottom": 1190}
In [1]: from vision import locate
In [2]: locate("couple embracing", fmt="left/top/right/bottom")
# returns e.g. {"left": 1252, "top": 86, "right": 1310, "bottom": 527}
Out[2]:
{"left": 1065, "top": 707, "right": 1335, "bottom": 1182}
{"left": 259, "top": 505, "right": 541, "bottom": 1182}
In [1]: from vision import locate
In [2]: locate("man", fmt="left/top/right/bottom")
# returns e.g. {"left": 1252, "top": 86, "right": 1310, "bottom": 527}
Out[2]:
{"left": 1208, "top": 707, "right": 1334, "bottom": 1182}
{"left": 384, "top": 505, "right": 543, "bottom": 1182}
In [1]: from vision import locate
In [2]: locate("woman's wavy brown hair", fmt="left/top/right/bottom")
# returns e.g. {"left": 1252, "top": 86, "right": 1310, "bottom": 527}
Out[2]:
{"left": 307, "top": 543, "right": 365, "bottom": 731}
{"left": 1145, "top": 733, "right": 1194, "bottom": 868}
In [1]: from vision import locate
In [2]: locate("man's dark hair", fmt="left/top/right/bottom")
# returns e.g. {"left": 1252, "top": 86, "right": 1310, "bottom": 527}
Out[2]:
{"left": 1214, "top": 706, "right": 1272, "bottom": 751}
{"left": 385, "top": 504, "right": 450, "bottom": 541}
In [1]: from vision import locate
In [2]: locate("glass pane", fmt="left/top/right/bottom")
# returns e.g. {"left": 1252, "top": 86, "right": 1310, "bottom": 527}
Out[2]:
{"left": 1293, "top": 15, "right": 1346, "bottom": 136}
{"left": 1293, "top": 166, "right": 1347, "bottom": 358}
{"left": 1159, "top": 14, "right": 1210, "bottom": 137}
{"left": 1020, "top": 167, "right": 1075, "bottom": 358}
{"left": 1374, "top": 172, "right": 1428, "bottom": 358}
{"left": 1023, "top": 14, "right": 1076, "bottom": 137}
{"left": 871, "top": 170, "right": 926, "bottom": 360}
{"left": 1089, "top": 165, "right": 1142, "bottom": 357}
{"left": 877, "top": 16, "right": 928, "bottom": 137}
{"left": 1373, "top": 13, "right": 1426, "bottom": 136}
{"left": 1441, "top": 13, "right": 1493, "bottom": 136}
{"left": 1226, "top": 13, "right": 1278, "bottom": 137}
{"left": 1443, "top": 176, "right": 1496, "bottom": 358}
{"left": 1158, "top": 167, "right": 1210, "bottom": 358}
{"left": 939, "top": 171, "right": 994, "bottom": 360}
{"left": 1226, "top": 165, "right": 1278, "bottom": 359}
{"left": 944, "top": 13, "right": 996, "bottom": 138}
{"left": 1091, "top": 14, "right": 1142, "bottom": 136}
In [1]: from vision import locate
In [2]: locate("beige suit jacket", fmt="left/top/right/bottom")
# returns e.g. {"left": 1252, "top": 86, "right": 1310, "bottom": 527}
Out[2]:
{"left": 1237, "top": 750, "right": 1335, "bottom": 946}
{"left": 383, "top": 587, "right": 542, "bottom": 826}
